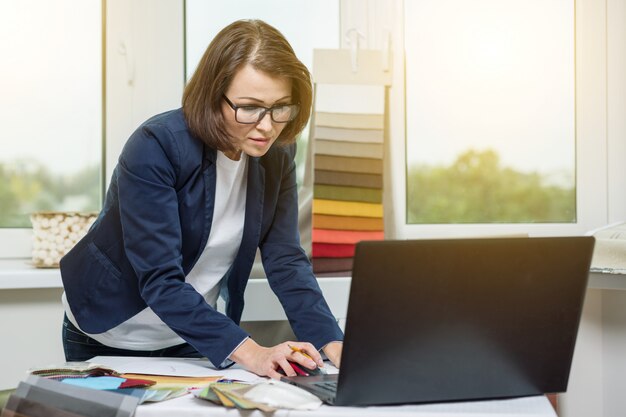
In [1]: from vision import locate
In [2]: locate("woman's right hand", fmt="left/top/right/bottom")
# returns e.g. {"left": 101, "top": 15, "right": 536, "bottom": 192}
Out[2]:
{"left": 229, "top": 338, "right": 324, "bottom": 379}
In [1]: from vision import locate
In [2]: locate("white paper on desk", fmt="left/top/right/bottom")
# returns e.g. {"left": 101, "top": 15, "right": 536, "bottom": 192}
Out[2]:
{"left": 219, "top": 364, "right": 265, "bottom": 383}
{"left": 322, "top": 362, "right": 339, "bottom": 375}
{"left": 88, "top": 356, "right": 221, "bottom": 377}
{"left": 88, "top": 356, "right": 262, "bottom": 382}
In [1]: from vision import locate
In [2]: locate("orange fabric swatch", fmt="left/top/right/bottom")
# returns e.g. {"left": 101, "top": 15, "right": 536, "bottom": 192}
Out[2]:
{"left": 312, "top": 228, "right": 385, "bottom": 244}
{"left": 313, "top": 214, "right": 384, "bottom": 231}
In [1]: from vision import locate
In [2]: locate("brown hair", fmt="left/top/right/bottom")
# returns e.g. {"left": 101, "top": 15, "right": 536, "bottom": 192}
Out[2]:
{"left": 182, "top": 19, "right": 312, "bottom": 153}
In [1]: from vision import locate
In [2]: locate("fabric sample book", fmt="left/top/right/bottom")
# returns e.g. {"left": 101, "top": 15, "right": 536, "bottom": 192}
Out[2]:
{"left": 12, "top": 375, "right": 138, "bottom": 417}
{"left": 310, "top": 50, "right": 390, "bottom": 274}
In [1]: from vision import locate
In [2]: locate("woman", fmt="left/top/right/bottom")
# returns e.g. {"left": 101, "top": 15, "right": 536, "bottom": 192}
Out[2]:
{"left": 60, "top": 19, "right": 343, "bottom": 379}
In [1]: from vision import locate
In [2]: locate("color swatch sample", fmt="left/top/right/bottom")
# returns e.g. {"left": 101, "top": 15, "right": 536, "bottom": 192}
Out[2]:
{"left": 311, "top": 82, "right": 387, "bottom": 275}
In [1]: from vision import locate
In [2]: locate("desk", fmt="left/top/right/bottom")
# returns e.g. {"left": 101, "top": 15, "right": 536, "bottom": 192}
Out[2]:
{"left": 135, "top": 393, "right": 557, "bottom": 417}
{"left": 85, "top": 357, "right": 556, "bottom": 417}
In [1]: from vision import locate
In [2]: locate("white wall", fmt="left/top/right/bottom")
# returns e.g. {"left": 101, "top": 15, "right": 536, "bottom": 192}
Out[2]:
{"left": 105, "top": 0, "right": 184, "bottom": 185}
{"left": 607, "top": 0, "right": 626, "bottom": 223}
{"left": 0, "top": 288, "right": 65, "bottom": 390}
{"left": 560, "top": 289, "right": 605, "bottom": 416}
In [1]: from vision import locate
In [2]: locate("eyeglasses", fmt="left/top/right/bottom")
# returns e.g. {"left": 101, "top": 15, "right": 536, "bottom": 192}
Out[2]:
{"left": 223, "top": 95, "right": 300, "bottom": 124}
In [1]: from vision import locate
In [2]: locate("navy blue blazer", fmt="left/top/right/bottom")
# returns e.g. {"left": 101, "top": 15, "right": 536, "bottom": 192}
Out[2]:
{"left": 60, "top": 109, "right": 343, "bottom": 367}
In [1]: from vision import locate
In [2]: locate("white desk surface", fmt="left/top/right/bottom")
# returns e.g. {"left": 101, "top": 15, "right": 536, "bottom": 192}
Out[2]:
{"left": 87, "top": 357, "right": 556, "bottom": 417}
{"left": 135, "top": 388, "right": 557, "bottom": 417}
{"left": 135, "top": 389, "right": 556, "bottom": 417}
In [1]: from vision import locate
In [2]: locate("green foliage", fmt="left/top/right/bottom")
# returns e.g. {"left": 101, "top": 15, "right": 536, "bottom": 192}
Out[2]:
{"left": 407, "top": 149, "right": 576, "bottom": 224}
{"left": 0, "top": 161, "right": 101, "bottom": 228}
{"left": 2, "top": 148, "right": 575, "bottom": 228}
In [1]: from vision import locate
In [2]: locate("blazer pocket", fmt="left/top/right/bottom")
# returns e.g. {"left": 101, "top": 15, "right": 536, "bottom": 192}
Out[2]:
{"left": 62, "top": 241, "right": 127, "bottom": 333}
{"left": 88, "top": 242, "right": 122, "bottom": 278}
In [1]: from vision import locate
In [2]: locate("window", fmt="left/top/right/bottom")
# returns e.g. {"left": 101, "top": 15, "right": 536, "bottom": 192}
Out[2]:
{"left": 0, "top": 0, "right": 102, "bottom": 256}
{"left": 404, "top": 0, "right": 575, "bottom": 225}
{"left": 384, "top": 0, "right": 614, "bottom": 239}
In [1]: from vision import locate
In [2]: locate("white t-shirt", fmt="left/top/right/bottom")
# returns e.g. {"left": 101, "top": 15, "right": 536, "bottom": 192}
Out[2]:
{"left": 63, "top": 151, "right": 249, "bottom": 350}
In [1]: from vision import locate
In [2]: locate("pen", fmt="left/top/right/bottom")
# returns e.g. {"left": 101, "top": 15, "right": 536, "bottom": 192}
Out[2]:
{"left": 288, "top": 344, "right": 314, "bottom": 361}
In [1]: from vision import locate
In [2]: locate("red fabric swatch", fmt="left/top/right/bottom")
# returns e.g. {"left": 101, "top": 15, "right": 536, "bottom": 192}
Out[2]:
{"left": 118, "top": 377, "right": 156, "bottom": 389}
{"left": 312, "top": 243, "right": 356, "bottom": 258}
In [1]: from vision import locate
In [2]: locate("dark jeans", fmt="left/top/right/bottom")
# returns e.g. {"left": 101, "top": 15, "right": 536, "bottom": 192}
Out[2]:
{"left": 62, "top": 314, "right": 203, "bottom": 361}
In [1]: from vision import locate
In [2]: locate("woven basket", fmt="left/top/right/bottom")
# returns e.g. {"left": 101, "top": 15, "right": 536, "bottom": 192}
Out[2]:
{"left": 30, "top": 211, "right": 98, "bottom": 268}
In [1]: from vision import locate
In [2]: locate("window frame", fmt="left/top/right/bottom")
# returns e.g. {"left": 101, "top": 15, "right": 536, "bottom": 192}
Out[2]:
{"left": 386, "top": 0, "right": 618, "bottom": 240}
{"left": 0, "top": 0, "right": 185, "bottom": 260}
{"left": 0, "top": 0, "right": 104, "bottom": 260}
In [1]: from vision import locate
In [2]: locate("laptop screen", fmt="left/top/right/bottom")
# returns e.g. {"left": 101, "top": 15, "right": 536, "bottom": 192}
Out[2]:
{"left": 331, "top": 236, "right": 594, "bottom": 406}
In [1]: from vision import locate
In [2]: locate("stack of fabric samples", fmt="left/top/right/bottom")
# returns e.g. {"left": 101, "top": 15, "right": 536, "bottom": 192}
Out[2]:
{"left": 8, "top": 362, "right": 217, "bottom": 408}
{"left": 192, "top": 379, "right": 322, "bottom": 411}
{"left": 194, "top": 381, "right": 276, "bottom": 411}
{"left": 311, "top": 83, "right": 386, "bottom": 275}
{"left": 28, "top": 363, "right": 165, "bottom": 402}
{"left": 1, "top": 374, "right": 138, "bottom": 417}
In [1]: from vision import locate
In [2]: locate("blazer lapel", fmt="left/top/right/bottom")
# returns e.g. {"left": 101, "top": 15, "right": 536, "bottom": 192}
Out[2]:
{"left": 240, "top": 156, "right": 265, "bottom": 265}
{"left": 190, "top": 145, "right": 217, "bottom": 270}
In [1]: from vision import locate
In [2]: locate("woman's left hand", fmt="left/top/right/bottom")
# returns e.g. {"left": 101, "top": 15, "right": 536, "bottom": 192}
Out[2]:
{"left": 322, "top": 341, "right": 343, "bottom": 368}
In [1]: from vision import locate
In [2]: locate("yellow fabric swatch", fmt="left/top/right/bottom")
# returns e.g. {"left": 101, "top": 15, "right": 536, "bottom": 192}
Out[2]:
{"left": 313, "top": 199, "right": 383, "bottom": 218}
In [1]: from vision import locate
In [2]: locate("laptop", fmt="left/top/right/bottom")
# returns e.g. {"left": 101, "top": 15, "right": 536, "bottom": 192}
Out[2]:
{"left": 282, "top": 236, "right": 595, "bottom": 406}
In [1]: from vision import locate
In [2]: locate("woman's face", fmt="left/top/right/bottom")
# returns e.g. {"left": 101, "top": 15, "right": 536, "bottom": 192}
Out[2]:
{"left": 222, "top": 64, "right": 292, "bottom": 160}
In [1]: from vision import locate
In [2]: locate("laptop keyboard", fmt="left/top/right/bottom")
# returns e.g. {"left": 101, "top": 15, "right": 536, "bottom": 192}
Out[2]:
{"left": 313, "top": 380, "right": 338, "bottom": 393}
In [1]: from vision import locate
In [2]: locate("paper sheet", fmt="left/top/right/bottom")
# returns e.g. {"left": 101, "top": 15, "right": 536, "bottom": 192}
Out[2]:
{"left": 88, "top": 357, "right": 217, "bottom": 377}
{"left": 88, "top": 356, "right": 262, "bottom": 382}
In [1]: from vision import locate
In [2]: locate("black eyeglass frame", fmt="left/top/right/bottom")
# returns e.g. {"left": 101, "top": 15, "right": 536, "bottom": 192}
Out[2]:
{"left": 222, "top": 95, "right": 300, "bottom": 124}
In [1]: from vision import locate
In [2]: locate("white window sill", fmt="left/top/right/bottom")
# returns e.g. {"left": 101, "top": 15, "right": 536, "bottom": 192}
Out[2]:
{"left": 0, "top": 260, "right": 352, "bottom": 323}
{"left": 0, "top": 259, "right": 62, "bottom": 290}
{"left": 0, "top": 258, "right": 624, "bottom": 293}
